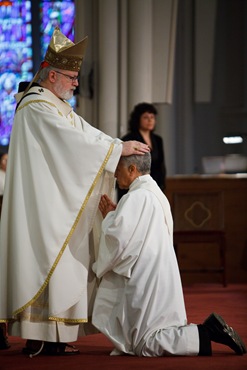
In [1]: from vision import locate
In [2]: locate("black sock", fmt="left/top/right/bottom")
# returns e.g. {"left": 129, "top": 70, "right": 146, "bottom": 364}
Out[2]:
{"left": 197, "top": 324, "right": 212, "bottom": 356}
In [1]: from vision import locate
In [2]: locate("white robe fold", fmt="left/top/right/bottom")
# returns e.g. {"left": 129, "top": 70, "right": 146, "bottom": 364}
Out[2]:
{"left": 0, "top": 86, "right": 122, "bottom": 341}
{"left": 92, "top": 175, "right": 199, "bottom": 356}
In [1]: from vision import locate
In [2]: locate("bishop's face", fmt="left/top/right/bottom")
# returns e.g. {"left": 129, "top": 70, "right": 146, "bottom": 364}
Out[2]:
{"left": 53, "top": 70, "right": 78, "bottom": 101}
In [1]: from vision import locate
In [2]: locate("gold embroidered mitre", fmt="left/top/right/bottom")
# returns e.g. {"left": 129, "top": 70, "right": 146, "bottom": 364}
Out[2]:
{"left": 44, "top": 27, "right": 88, "bottom": 72}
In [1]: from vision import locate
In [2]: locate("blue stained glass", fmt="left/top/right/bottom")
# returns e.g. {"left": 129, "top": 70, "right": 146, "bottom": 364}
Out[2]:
{"left": 0, "top": 0, "right": 33, "bottom": 146}
{"left": 40, "top": 1, "right": 76, "bottom": 108}
{"left": 40, "top": 1, "right": 75, "bottom": 59}
{"left": 0, "top": 0, "right": 76, "bottom": 146}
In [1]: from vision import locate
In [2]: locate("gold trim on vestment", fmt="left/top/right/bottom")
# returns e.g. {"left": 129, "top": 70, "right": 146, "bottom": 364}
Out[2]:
{"left": 48, "top": 317, "right": 88, "bottom": 323}
{"left": 12, "top": 143, "right": 114, "bottom": 323}
{"left": 17, "top": 99, "right": 62, "bottom": 116}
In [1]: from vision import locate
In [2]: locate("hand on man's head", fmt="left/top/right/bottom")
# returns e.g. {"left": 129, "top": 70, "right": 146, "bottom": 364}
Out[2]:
{"left": 121, "top": 141, "right": 150, "bottom": 156}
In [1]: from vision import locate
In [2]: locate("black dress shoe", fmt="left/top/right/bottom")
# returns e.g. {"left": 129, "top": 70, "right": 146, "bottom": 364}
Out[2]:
{"left": 22, "top": 340, "right": 80, "bottom": 357}
{"left": 0, "top": 325, "right": 10, "bottom": 350}
{"left": 203, "top": 313, "right": 246, "bottom": 355}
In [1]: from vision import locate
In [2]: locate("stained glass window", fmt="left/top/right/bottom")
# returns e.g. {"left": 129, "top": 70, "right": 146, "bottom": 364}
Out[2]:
{"left": 0, "top": 0, "right": 32, "bottom": 146}
{"left": 0, "top": 0, "right": 75, "bottom": 147}
{"left": 40, "top": 0, "right": 76, "bottom": 107}
{"left": 40, "top": 0, "right": 75, "bottom": 59}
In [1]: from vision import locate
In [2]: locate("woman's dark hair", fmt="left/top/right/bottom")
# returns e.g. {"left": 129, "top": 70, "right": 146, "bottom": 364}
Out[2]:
{"left": 128, "top": 102, "right": 157, "bottom": 133}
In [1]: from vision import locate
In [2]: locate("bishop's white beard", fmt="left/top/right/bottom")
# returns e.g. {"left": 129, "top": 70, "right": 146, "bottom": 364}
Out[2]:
{"left": 54, "top": 79, "right": 75, "bottom": 101}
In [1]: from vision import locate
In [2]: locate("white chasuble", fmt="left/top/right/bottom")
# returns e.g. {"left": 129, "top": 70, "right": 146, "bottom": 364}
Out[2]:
{"left": 0, "top": 86, "right": 122, "bottom": 342}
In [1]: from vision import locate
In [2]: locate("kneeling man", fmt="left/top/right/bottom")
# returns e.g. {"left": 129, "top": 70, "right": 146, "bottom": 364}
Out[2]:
{"left": 92, "top": 153, "right": 246, "bottom": 357}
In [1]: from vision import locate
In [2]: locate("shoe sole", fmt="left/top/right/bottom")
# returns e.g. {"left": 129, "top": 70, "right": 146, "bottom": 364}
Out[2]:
{"left": 204, "top": 313, "right": 247, "bottom": 355}
{"left": 22, "top": 344, "right": 80, "bottom": 357}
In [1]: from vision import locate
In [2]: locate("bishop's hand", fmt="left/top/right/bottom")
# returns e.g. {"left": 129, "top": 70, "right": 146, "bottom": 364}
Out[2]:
{"left": 121, "top": 141, "right": 150, "bottom": 156}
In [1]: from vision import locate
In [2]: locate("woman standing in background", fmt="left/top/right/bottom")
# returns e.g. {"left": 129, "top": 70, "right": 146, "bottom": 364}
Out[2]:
{"left": 118, "top": 102, "right": 166, "bottom": 200}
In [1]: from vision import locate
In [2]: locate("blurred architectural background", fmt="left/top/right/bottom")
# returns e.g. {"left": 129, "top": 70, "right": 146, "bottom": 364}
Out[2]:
{"left": 74, "top": 0, "right": 247, "bottom": 176}
{"left": 1, "top": 0, "right": 246, "bottom": 176}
